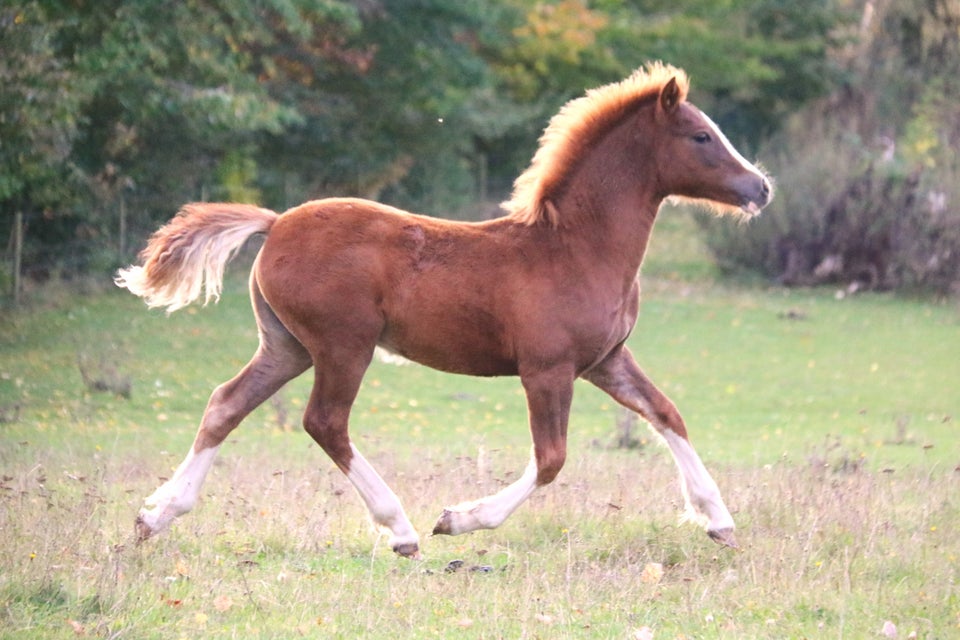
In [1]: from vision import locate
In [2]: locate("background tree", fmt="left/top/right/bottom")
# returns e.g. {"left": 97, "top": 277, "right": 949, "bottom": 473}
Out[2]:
{"left": 7, "top": 0, "right": 955, "bottom": 299}
{"left": 251, "top": 0, "right": 497, "bottom": 213}
{"left": 2, "top": 0, "right": 334, "bottom": 279}
{"left": 701, "top": 0, "right": 960, "bottom": 295}
{"left": 1, "top": 2, "right": 88, "bottom": 285}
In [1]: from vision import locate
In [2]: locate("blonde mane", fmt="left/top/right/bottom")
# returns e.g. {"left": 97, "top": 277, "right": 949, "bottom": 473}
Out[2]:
{"left": 503, "top": 62, "right": 689, "bottom": 227}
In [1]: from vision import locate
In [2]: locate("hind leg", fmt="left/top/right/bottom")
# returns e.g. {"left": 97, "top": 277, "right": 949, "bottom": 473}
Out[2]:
{"left": 137, "top": 278, "right": 311, "bottom": 540}
{"left": 299, "top": 332, "right": 420, "bottom": 558}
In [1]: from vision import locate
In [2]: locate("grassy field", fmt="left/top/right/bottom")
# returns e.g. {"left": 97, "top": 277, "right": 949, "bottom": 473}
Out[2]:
{"left": 1, "top": 211, "right": 958, "bottom": 639}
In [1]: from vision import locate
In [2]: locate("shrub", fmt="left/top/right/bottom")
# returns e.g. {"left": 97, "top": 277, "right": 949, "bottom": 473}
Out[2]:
{"left": 699, "top": 114, "right": 960, "bottom": 296}
{"left": 698, "top": 0, "right": 960, "bottom": 296}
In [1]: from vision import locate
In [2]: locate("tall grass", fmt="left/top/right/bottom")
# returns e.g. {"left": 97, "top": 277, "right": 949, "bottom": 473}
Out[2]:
{"left": 1, "top": 211, "right": 958, "bottom": 638}
{"left": 1, "top": 433, "right": 957, "bottom": 638}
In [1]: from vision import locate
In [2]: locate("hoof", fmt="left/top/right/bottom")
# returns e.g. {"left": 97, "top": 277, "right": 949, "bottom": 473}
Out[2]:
{"left": 707, "top": 527, "right": 739, "bottom": 549}
{"left": 134, "top": 515, "right": 154, "bottom": 544}
{"left": 392, "top": 541, "right": 422, "bottom": 559}
{"left": 432, "top": 509, "right": 454, "bottom": 536}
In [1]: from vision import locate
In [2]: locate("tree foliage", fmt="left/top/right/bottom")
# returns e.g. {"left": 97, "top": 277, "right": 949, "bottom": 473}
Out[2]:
{"left": 1, "top": 0, "right": 869, "bottom": 291}
{"left": 0, "top": 2, "right": 86, "bottom": 209}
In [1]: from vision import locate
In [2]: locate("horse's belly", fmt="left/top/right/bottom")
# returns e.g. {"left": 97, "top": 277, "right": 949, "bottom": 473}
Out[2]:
{"left": 378, "top": 310, "right": 518, "bottom": 377}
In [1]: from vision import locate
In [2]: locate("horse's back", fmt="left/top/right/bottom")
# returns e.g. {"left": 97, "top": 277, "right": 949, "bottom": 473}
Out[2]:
{"left": 259, "top": 197, "right": 497, "bottom": 289}
{"left": 254, "top": 198, "right": 523, "bottom": 374}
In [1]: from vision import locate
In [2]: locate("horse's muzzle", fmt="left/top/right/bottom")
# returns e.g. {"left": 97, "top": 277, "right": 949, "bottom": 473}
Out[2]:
{"left": 740, "top": 175, "right": 773, "bottom": 216}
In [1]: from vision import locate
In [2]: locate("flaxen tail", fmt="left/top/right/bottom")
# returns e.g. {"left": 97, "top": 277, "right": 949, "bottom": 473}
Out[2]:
{"left": 116, "top": 203, "right": 279, "bottom": 312}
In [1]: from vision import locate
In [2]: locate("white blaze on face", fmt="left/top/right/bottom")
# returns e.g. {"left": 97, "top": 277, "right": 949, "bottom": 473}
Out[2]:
{"left": 699, "top": 109, "right": 767, "bottom": 182}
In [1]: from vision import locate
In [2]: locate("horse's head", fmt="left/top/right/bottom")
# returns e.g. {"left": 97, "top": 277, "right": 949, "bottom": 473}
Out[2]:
{"left": 653, "top": 77, "right": 773, "bottom": 217}
{"left": 503, "top": 64, "right": 773, "bottom": 227}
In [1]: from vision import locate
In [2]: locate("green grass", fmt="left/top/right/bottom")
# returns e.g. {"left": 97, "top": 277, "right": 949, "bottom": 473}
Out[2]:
{"left": 1, "top": 210, "right": 958, "bottom": 638}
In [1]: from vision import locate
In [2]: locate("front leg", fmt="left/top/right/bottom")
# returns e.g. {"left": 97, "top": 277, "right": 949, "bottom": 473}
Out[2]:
{"left": 583, "top": 346, "right": 737, "bottom": 547}
{"left": 137, "top": 445, "right": 220, "bottom": 540}
{"left": 432, "top": 456, "right": 540, "bottom": 535}
{"left": 433, "top": 364, "right": 574, "bottom": 536}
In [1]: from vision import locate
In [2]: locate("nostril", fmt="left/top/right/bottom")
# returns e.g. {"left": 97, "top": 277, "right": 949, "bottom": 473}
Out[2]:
{"left": 760, "top": 178, "right": 771, "bottom": 198}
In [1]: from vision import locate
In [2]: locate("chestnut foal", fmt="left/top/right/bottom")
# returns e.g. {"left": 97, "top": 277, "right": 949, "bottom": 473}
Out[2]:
{"left": 118, "top": 63, "right": 771, "bottom": 558}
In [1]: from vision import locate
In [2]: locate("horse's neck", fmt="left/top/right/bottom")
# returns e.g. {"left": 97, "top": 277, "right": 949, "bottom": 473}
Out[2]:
{"left": 554, "top": 110, "right": 663, "bottom": 277}
{"left": 554, "top": 167, "right": 661, "bottom": 280}
{"left": 569, "top": 195, "right": 659, "bottom": 282}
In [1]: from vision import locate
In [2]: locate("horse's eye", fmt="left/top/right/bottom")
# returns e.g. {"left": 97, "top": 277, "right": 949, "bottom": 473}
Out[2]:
{"left": 693, "top": 132, "right": 712, "bottom": 144}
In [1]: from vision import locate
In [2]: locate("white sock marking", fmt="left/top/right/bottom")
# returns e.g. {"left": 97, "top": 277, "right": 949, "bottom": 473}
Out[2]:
{"left": 344, "top": 444, "right": 419, "bottom": 551}
{"left": 442, "top": 454, "right": 540, "bottom": 534}
{"left": 139, "top": 445, "right": 220, "bottom": 534}
{"left": 660, "top": 430, "right": 734, "bottom": 532}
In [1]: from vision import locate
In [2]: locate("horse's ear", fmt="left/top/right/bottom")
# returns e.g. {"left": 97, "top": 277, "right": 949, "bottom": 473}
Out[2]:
{"left": 659, "top": 77, "right": 681, "bottom": 114}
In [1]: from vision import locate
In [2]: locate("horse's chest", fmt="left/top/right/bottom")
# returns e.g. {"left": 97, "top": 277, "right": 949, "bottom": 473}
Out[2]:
{"left": 579, "top": 284, "right": 640, "bottom": 370}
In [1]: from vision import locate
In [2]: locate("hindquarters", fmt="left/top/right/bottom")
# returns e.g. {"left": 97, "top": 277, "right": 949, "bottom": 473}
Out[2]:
{"left": 253, "top": 200, "right": 388, "bottom": 360}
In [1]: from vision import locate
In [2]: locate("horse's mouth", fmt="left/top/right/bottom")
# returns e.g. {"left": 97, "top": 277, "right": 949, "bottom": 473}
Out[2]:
{"left": 739, "top": 175, "right": 773, "bottom": 217}
{"left": 740, "top": 201, "right": 763, "bottom": 217}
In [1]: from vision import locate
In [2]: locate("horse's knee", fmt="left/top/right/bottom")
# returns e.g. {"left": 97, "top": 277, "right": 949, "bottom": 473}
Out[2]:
{"left": 206, "top": 383, "right": 240, "bottom": 420}
{"left": 302, "top": 411, "right": 334, "bottom": 447}
{"left": 535, "top": 446, "right": 566, "bottom": 486}
{"left": 303, "top": 408, "right": 352, "bottom": 466}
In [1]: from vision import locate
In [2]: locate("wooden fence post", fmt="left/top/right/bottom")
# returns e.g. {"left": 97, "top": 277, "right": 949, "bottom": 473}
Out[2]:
{"left": 12, "top": 211, "right": 23, "bottom": 306}
{"left": 118, "top": 195, "right": 127, "bottom": 262}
